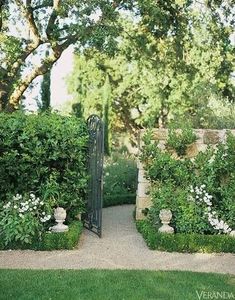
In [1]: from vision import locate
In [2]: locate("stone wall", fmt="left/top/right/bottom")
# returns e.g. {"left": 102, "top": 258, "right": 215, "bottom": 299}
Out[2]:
{"left": 136, "top": 129, "right": 235, "bottom": 220}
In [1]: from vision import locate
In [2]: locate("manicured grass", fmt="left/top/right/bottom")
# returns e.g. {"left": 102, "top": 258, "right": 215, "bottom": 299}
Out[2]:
{"left": 0, "top": 269, "right": 234, "bottom": 300}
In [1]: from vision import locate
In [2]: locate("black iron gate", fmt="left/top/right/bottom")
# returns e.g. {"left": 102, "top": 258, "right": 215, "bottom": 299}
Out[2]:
{"left": 83, "top": 115, "right": 104, "bottom": 237}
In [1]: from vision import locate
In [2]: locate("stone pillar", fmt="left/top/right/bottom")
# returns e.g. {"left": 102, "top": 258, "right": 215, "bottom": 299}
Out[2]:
{"left": 136, "top": 161, "right": 151, "bottom": 220}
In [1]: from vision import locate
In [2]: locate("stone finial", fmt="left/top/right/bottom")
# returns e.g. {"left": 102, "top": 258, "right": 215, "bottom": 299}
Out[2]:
{"left": 158, "top": 209, "right": 174, "bottom": 234}
{"left": 51, "top": 207, "right": 68, "bottom": 233}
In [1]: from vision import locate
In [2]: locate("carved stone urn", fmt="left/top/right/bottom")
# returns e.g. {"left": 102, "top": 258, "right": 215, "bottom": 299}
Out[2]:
{"left": 158, "top": 209, "right": 174, "bottom": 234}
{"left": 51, "top": 207, "right": 68, "bottom": 233}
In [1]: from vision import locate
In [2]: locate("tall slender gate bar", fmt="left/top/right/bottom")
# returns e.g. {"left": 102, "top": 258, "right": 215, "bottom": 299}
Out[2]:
{"left": 83, "top": 115, "right": 104, "bottom": 237}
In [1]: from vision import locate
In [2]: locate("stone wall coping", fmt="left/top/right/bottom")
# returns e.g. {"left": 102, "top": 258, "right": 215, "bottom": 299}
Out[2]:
{"left": 139, "top": 129, "right": 235, "bottom": 144}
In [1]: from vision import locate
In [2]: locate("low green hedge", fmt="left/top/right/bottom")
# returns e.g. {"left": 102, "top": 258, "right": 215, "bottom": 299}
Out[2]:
{"left": 0, "top": 221, "right": 83, "bottom": 251}
{"left": 103, "top": 154, "right": 138, "bottom": 208}
{"left": 136, "top": 220, "right": 235, "bottom": 253}
{"left": 103, "top": 193, "right": 136, "bottom": 208}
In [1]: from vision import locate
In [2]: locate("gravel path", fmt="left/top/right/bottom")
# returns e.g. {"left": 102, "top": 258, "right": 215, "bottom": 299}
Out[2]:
{"left": 0, "top": 205, "right": 234, "bottom": 274}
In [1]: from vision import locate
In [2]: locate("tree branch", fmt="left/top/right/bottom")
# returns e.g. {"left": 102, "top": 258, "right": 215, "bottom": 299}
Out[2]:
{"left": 8, "top": 35, "right": 73, "bottom": 110}
{"left": 33, "top": 0, "right": 53, "bottom": 11}
{"left": 8, "top": 52, "right": 60, "bottom": 109}
{"left": 15, "top": 0, "right": 41, "bottom": 45}
{"left": 46, "top": 0, "right": 61, "bottom": 40}
{"left": 0, "top": 1, "right": 4, "bottom": 32}
{"left": 9, "top": 41, "right": 43, "bottom": 78}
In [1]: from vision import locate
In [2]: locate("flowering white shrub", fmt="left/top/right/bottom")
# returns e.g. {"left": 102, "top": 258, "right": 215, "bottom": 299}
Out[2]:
{"left": 189, "top": 185, "right": 232, "bottom": 234}
{"left": 3, "top": 193, "right": 51, "bottom": 223}
{"left": 0, "top": 192, "right": 53, "bottom": 245}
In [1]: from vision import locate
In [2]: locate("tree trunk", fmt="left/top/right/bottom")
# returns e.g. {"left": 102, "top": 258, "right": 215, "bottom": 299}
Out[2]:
{"left": 4, "top": 51, "right": 63, "bottom": 111}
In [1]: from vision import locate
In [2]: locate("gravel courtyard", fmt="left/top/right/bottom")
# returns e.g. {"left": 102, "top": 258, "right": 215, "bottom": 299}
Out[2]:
{"left": 0, "top": 205, "right": 234, "bottom": 274}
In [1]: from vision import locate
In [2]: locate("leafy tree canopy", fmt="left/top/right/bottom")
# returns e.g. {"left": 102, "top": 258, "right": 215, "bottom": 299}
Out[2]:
{"left": 0, "top": 0, "right": 132, "bottom": 111}
{"left": 67, "top": 2, "right": 235, "bottom": 143}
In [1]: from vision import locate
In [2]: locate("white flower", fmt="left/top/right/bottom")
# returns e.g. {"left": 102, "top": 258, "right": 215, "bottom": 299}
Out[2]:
{"left": 13, "top": 205, "right": 17, "bottom": 209}
{"left": 40, "top": 214, "right": 51, "bottom": 222}
{"left": 3, "top": 202, "right": 11, "bottom": 209}
{"left": 204, "top": 199, "right": 212, "bottom": 206}
{"left": 30, "top": 193, "right": 36, "bottom": 200}
{"left": 13, "top": 194, "right": 22, "bottom": 201}
{"left": 34, "top": 198, "right": 40, "bottom": 204}
{"left": 224, "top": 224, "right": 229, "bottom": 231}
{"left": 187, "top": 195, "right": 194, "bottom": 202}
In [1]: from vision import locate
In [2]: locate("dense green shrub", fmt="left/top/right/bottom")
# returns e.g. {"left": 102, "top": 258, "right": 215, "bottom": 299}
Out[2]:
{"left": 149, "top": 184, "right": 211, "bottom": 234}
{"left": 103, "top": 154, "right": 138, "bottom": 207}
{"left": 0, "top": 112, "right": 88, "bottom": 246}
{"left": 136, "top": 220, "right": 235, "bottom": 253}
{"left": 166, "top": 124, "right": 197, "bottom": 156}
{"left": 140, "top": 129, "right": 235, "bottom": 236}
{"left": 0, "top": 221, "right": 83, "bottom": 251}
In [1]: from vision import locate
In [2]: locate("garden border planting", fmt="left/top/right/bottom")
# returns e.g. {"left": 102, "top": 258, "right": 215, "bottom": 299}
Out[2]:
{"left": 136, "top": 127, "right": 235, "bottom": 253}
{"left": 136, "top": 220, "right": 235, "bottom": 253}
{"left": 0, "top": 221, "right": 83, "bottom": 251}
{"left": 136, "top": 128, "right": 235, "bottom": 220}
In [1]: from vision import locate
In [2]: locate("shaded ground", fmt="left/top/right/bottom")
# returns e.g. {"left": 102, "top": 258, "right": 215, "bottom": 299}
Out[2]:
{"left": 0, "top": 205, "right": 234, "bottom": 274}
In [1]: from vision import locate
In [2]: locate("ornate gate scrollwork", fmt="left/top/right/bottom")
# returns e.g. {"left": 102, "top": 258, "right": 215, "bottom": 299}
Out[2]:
{"left": 83, "top": 115, "right": 104, "bottom": 237}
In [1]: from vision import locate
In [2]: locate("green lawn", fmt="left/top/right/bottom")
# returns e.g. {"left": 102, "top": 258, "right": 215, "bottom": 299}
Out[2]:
{"left": 0, "top": 269, "right": 234, "bottom": 300}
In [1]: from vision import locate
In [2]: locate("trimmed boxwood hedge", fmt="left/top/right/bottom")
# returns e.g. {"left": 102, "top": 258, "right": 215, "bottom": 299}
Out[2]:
{"left": 136, "top": 220, "right": 235, "bottom": 253}
{"left": 103, "top": 193, "right": 136, "bottom": 208}
{"left": 0, "top": 221, "right": 83, "bottom": 251}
